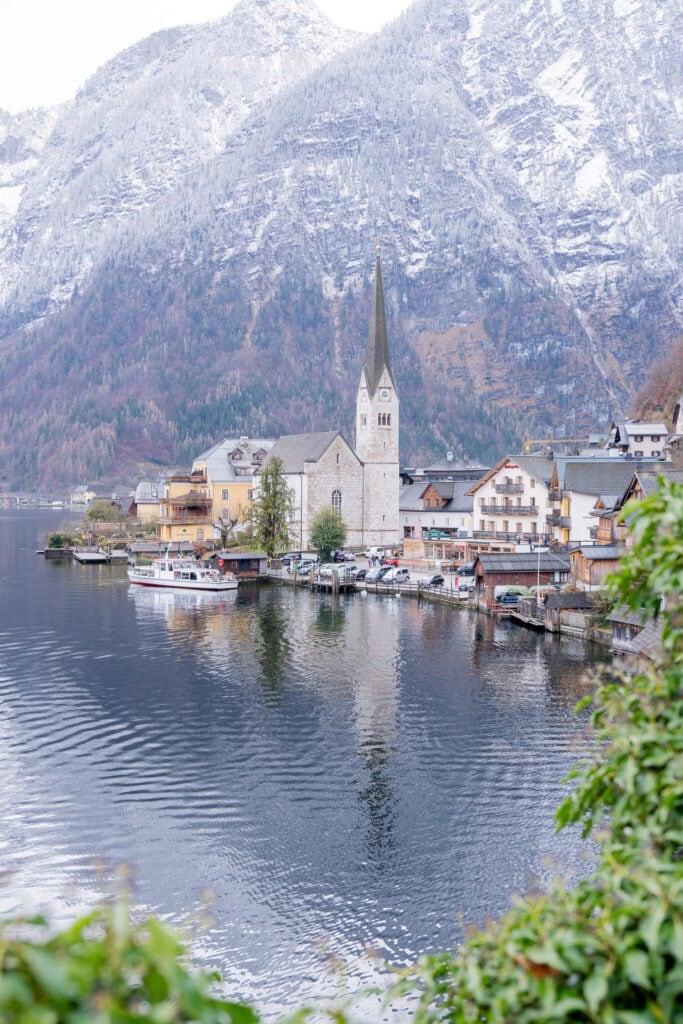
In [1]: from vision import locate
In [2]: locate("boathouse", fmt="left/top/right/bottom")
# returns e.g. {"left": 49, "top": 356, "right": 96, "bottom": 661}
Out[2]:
{"left": 473, "top": 552, "right": 570, "bottom": 605}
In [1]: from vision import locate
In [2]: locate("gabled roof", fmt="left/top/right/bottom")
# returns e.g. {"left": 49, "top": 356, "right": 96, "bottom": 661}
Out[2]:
{"left": 260, "top": 431, "right": 358, "bottom": 474}
{"left": 544, "top": 591, "right": 595, "bottom": 609}
{"left": 466, "top": 454, "right": 554, "bottom": 494}
{"left": 563, "top": 461, "right": 643, "bottom": 497}
{"left": 622, "top": 422, "right": 667, "bottom": 435}
{"left": 425, "top": 457, "right": 488, "bottom": 473}
{"left": 129, "top": 541, "right": 194, "bottom": 553}
{"left": 135, "top": 480, "right": 162, "bottom": 502}
{"left": 399, "top": 481, "right": 431, "bottom": 511}
{"left": 629, "top": 618, "right": 663, "bottom": 661}
{"left": 475, "top": 552, "right": 570, "bottom": 573}
{"left": 193, "top": 437, "right": 276, "bottom": 482}
{"left": 427, "top": 481, "right": 455, "bottom": 500}
{"left": 212, "top": 550, "right": 268, "bottom": 561}
{"left": 570, "top": 544, "right": 624, "bottom": 560}
{"left": 363, "top": 255, "right": 396, "bottom": 396}
{"left": 606, "top": 605, "right": 647, "bottom": 627}
{"left": 399, "top": 479, "right": 473, "bottom": 513}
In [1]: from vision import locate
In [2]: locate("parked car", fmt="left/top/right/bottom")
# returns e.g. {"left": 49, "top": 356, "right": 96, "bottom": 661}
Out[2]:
{"left": 457, "top": 561, "right": 475, "bottom": 577}
{"left": 382, "top": 567, "right": 410, "bottom": 584}
{"left": 281, "top": 552, "right": 301, "bottom": 567}
{"left": 422, "top": 573, "right": 445, "bottom": 588}
{"left": 366, "top": 565, "right": 393, "bottom": 582}
{"left": 355, "top": 568, "right": 368, "bottom": 581}
{"left": 290, "top": 560, "right": 317, "bottom": 575}
{"left": 332, "top": 549, "right": 356, "bottom": 562}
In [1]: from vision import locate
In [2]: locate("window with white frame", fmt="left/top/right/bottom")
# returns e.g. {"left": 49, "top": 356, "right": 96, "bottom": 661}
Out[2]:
{"left": 331, "top": 490, "right": 342, "bottom": 516}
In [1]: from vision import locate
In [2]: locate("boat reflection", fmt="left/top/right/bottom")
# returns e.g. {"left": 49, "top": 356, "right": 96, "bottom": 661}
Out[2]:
{"left": 129, "top": 585, "right": 238, "bottom": 625}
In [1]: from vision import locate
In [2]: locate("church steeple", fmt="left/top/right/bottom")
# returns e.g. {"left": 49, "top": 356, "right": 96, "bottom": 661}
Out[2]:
{"left": 355, "top": 249, "right": 400, "bottom": 547}
{"left": 364, "top": 254, "right": 396, "bottom": 397}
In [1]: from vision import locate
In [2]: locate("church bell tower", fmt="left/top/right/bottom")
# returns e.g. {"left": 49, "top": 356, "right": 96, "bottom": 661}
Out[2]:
{"left": 355, "top": 252, "right": 400, "bottom": 546}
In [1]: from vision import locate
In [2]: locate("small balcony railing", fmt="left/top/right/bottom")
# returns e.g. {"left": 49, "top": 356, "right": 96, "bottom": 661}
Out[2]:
{"left": 546, "top": 510, "right": 560, "bottom": 525}
{"left": 548, "top": 488, "right": 561, "bottom": 502}
{"left": 494, "top": 483, "right": 524, "bottom": 494}
{"left": 473, "top": 530, "right": 520, "bottom": 542}
{"left": 158, "top": 512, "right": 212, "bottom": 525}
{"left": 589, "top": 526, "right": 599, "bottom": 540}
{"left": 480, "top": 504, "right": 539, "bottom": 516}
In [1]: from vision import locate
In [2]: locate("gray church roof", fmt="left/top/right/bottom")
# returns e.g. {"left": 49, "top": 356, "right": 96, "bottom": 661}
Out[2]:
{"left": 364, "top": 255, "right": 396, "bottom": 396}
{"left": 260, "top": 431, "right": 354, "bottom": 474}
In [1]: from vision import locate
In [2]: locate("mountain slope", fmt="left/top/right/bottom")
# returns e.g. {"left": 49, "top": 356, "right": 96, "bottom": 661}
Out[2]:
{"left": 0, "top": 0, "right": 680, "bottom": 489}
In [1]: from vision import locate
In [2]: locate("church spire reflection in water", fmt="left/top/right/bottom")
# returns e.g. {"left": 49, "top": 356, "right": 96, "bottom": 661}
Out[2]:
{"left": 348, "top": 597, "right": 400, "bottom": 864}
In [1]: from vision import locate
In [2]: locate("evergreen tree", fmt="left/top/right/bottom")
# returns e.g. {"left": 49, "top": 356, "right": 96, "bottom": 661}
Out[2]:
{"left": 249, "top": 456, "right": 293, "bottom": 558}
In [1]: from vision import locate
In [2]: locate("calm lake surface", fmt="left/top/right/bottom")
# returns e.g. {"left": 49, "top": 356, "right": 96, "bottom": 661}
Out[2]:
{"left": 0, "top": 509, "right": 603, "bottom": 1014}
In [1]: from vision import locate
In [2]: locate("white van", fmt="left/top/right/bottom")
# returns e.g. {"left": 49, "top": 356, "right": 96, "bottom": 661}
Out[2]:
{"left": 365, "top": 546, "right": 386, "bottom": 558}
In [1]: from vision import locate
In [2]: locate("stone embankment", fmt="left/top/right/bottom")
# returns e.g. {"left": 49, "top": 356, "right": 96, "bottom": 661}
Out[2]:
{"left": 266, "top": 567, "right": 612, "bottom": 646}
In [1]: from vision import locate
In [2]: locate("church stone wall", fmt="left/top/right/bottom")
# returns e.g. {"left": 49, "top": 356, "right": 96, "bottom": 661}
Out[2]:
{"left": 305, "top": 435, "right": 365, "bottom": 549}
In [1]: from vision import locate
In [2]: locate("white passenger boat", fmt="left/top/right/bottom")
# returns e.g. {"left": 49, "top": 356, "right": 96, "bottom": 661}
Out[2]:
{"left": 127, "top": 556, "right": 238, "bottom": 591}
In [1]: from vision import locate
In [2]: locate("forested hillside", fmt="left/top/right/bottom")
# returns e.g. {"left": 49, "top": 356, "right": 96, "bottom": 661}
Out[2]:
{"left": 0, "top": 0, "right": 680, "bottom": 489}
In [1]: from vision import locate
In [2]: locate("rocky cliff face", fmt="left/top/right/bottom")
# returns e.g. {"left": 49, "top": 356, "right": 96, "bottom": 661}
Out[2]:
{"left": 0, "top": 0, "right": 680, "bottom": 489}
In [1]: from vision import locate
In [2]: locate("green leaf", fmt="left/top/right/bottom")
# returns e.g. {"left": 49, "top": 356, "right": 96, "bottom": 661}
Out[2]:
{"left": 584, "top": 971, "right": 608, "bottom": 1011}
{"left": 640, "top": 907, "right": 666, "bottom": 951}
{"left": 19, "top": 946, "right": 76, "bottom": 1002}
{"left": 624, "top": 950, "right": 651, "bottom": 989}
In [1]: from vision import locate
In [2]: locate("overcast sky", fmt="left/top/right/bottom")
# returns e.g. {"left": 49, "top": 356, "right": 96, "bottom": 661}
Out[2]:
{"left": 0, "top": 0, "right": 413, "bottom": 114}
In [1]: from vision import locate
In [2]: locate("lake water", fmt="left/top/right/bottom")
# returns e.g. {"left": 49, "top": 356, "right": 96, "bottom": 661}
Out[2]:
{"left": 0, "top": 509, "right": 602, "bottom": 1015}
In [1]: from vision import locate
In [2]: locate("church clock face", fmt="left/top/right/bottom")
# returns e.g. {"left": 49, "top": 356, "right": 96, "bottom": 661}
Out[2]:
{"left": 379, "top": 388, "right": 390, "bottom": 401}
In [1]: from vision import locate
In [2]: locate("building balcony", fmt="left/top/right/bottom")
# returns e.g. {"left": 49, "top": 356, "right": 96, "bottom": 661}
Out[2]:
{"left": 546, "top": 510, "right": 560, "bottom": 525}
{"left": 158, "top": 512, "right": 213, "bottom": 525}
{"left": 547, "top": 488, "right": 561, "bottom": 502}
{"left": 494, "top": 483, "right": 524, "bottom": 494}
{"left": 589, "top": 526, "right": 599, "bottom": 540}
{"left": 560, "top": 516, "right": 571, "bottom": 528}
{"left": 474, "top": 530, "right": 551, "bottom": 545}
{"left": 165, "top": 472, "right": 208, "bottom": 485}
{"left": 479, "top": 504, "right": 539, "bottom": 516}
{"left": 473, "top": 530, "right": 520, "bottom": 542}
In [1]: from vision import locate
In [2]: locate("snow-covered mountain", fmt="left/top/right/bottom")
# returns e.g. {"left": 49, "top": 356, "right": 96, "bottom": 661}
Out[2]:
{"left": 0, "top": 0, "right": 680, "bottom": 488}
{"left": 0, "top": 0, "right": 361, "bottom": 316}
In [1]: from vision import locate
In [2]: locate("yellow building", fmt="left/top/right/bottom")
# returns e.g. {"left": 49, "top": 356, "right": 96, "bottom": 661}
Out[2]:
{"left": 192, "top": 436, "right": 275, "bottom": 530}
{"left": 157, "top": 471, "right": 213, "bottom": 544}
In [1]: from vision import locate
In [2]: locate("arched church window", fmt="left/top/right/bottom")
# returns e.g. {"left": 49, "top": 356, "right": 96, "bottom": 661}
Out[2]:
{"left": 361, "top": 414, "right": 367, "bottom": 427}
{"left": 378, "top": 413, "right": 382, "bottom": 426}
{"left": 387, "top": 414, "right": 391, "bottom": 426}
{"left": 331, "top": 490, "right": 342, "bottom": 516}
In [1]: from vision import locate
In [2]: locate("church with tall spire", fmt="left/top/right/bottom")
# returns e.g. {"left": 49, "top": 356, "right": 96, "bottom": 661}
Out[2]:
{"left": 355, "top": 252, "right": 400, "bottom": 544}
{"left": 256, "top": 253, "right": 400, "bottom": 549}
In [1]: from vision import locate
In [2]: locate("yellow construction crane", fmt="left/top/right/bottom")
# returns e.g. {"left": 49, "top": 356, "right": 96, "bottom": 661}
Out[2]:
{"left": 522, "top": 438, "right": 587, "bottom": 453}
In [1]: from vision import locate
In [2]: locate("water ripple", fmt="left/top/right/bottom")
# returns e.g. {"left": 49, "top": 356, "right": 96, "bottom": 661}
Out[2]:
{"left": 0, "top": 511, "right": 601, "bottom": 1019}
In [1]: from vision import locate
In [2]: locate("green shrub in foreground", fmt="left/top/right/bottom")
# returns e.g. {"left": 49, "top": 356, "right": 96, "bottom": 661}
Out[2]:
{"left": 0, "top": 899, "right": 258, "bottom": 1023}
